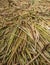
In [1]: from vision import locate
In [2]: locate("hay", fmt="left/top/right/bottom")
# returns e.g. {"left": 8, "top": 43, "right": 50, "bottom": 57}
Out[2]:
{"left": 0, "top": 0, "right": 50, "bottom": 65}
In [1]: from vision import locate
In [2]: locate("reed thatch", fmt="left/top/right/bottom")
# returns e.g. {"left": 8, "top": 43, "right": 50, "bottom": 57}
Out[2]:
{"left": 0, "top": 0, "right": 50, "bottom": 65}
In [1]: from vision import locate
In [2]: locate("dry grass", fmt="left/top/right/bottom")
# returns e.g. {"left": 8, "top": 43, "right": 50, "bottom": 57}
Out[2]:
{"left": 0, "top": 0, "right": 50, "bottom": 65}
